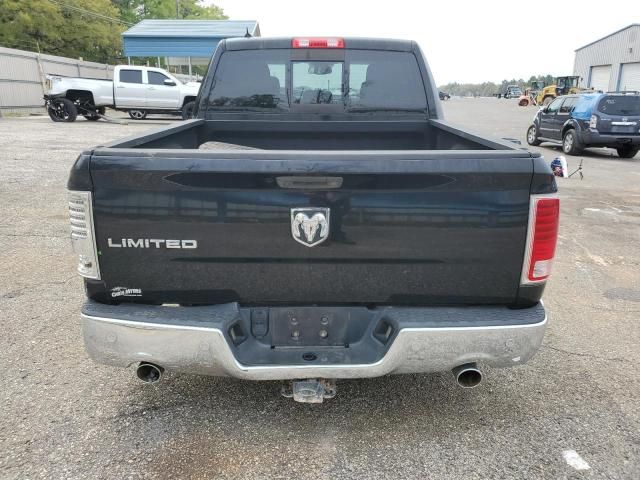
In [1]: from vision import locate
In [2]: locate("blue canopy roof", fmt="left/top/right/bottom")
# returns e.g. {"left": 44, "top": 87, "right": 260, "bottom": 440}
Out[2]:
{"left": 122, "top": 20, "right": 260, "bottom": 57}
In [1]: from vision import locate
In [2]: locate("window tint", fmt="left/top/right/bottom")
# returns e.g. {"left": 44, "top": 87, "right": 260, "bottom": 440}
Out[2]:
{"left": 347, "top": 50, "right": 426, "bottom": 110}
{"left": 268, "top": 64, "right": 286, "bottom": 91}
{"left": 119, "top": 69, "right": 142, "bottom": 84}
{"left": 546, "top": 97, "right": 563, "bottom": 113}
{"left": 597, "top": 95, "right": 640, "bottom": 115}
{"left": 560, "top": 97, "right": 577, "bottom": 113}
{"left": 349, "top": 64, "right": 368, "bottom": 95}
{"left": 292, "top": 62, "right": 343, "bottom": 105}
{"left": 207, "top": 50, "right": 288, "bottom": 110}
{"left": 148, "top": 71, "right": 171, "bottom": 85}
{"left": 204, "top": 49, "right": 428, "bottom": 112}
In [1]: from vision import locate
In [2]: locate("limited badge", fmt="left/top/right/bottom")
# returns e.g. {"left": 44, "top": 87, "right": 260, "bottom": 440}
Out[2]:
{"left": 290, "top": 208, "right": 330, "bottom": 247}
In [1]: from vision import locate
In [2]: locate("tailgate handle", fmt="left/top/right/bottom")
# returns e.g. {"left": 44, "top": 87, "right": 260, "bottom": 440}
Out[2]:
{"left": 276, "top": 176, "right": 343, "bottom": 189}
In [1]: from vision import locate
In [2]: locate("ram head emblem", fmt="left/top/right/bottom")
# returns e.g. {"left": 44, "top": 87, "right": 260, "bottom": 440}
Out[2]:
{"left": 290, "top": 208, "right": 330, "bottom": 247}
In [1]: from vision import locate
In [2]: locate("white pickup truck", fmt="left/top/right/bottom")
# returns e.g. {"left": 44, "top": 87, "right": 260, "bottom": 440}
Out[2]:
{"left": 44, "top": 65, "right": 200, "bottom": 122}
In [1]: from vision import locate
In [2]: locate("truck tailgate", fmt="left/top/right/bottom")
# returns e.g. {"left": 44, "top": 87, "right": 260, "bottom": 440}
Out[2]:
{"left": 87, "top": 150, "right": 534, "bottom": 305}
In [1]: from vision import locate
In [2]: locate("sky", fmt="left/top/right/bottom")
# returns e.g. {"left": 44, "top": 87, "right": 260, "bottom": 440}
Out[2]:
{"left": 210, "top": 0, "right": 639, "bottom": 85}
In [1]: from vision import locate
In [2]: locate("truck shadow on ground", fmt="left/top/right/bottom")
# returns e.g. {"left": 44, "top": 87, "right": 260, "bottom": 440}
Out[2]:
{"left": 106, "top": 365, "right": 549, "bottom": 471}
{"left": 94, "top": 351, "right": 633, "bottom": 478}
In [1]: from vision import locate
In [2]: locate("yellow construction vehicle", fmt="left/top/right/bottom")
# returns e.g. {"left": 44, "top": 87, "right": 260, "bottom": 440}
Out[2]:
{"left": 536, "top": 76, "right": 582, "bottom": 106}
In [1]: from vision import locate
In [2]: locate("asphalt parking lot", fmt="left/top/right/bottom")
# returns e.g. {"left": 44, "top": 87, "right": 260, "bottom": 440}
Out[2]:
{"left": 1, "top": 99, "right": 638, "bottom": 479}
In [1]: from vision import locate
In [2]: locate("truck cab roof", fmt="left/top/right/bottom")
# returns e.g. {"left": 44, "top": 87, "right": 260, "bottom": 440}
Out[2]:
{"left": 223, "top": 36, "right": 418, "bottom": 52}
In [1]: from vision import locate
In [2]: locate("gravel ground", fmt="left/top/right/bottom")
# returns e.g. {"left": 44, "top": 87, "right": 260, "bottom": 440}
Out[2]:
{"left": 0, "top": 101, "right": 638, "bottom": 479}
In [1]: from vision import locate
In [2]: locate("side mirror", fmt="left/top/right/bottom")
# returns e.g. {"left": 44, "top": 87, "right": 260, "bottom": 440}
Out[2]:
{"left": 163, "top": 79, "right": 177, "bottom": 86}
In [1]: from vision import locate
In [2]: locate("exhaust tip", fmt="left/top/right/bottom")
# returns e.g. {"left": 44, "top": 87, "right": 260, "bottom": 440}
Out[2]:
{"left": 136, "top": 362, "right": 163, "bottom": 384}
{"left": 452, "top": 363, "right": 483, "bottom": 388}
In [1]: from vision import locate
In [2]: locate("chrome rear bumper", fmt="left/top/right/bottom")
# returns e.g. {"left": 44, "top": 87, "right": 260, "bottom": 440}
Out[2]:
{"left": 81, "top": 301, "right": 547, "bottom": 381}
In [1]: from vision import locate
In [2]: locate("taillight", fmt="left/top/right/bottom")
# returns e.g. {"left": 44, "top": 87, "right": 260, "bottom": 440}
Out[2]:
{"left": 589, "top": 114, "right": 598, "bottom": 129}
{"left": 292, "top": 37, "right": 344, "bottom": 48}
{"left": 68, "top": 191, "right": 101, "bottom": 279}
{"left": 521, "top": 195, "right": 559, "bottom": 284}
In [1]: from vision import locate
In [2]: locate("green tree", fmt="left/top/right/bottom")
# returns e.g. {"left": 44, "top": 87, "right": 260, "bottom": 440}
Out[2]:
{"left": 439, "top": 75, "right": 557, "bottom": 97}
{"left": 1, "top": 1, "right": 226, "bottom": 62}
{"left": 111, "top": 0, "right": 140, "bottom": 23}
{"left": 439, "top": 81, "right": 500, "bottom": 97}
{"left": 112, "top": 0, "right": 226, "bottom": 21}
{"left": 0, "top": 0, "right": 125, "bottom": 62}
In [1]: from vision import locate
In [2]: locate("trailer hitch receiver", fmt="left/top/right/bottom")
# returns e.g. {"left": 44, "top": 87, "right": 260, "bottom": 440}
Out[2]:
{"left": 281, "top": 378, "right": 337, "bottom": 403}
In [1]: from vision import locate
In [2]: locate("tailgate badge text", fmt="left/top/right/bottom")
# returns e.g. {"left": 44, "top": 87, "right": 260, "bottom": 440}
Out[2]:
{"left": 107, "top": 238, "right": 197, "bottom": 249}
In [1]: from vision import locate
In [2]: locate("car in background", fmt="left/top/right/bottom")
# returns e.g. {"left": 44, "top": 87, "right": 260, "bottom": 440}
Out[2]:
{"left": 44, "top": 65, "right": 200, "bottom": 122}
{"left": 493, "top": 85, "right": 522, "bottom": 99}
{"left": 439, "top": 91, "right": 450, "bottom": 100}
{"left": 503, "top": 85, "right": 522, "bottom": 99}
{"left": 526, "top": 92, "right": 640, "bottom": 158}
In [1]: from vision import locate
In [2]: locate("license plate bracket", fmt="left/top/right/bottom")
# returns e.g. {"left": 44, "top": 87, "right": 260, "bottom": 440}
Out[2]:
{"left": 611, "top": 126, "right": 635, "bottom": 134}
{"left": 270, "top": 308, "right": 349, "bottom": 347}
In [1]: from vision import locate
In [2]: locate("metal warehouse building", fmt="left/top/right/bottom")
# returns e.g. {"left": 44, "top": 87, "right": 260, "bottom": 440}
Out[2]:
{"left": 574, "top": 24, "right": 640, "bottom": 92}
{"left": 122, "top": 19, "right": 260, "bottom": 72}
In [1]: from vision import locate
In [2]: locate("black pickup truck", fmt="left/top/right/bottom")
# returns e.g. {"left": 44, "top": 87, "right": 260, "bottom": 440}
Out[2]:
{"left": 68, "top": 37, "right": 558, "bottom": 403}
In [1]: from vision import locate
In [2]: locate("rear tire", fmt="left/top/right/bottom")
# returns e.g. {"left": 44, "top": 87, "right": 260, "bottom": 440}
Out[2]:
{"left": 616, "top": 146, "right": 639, "bottom": 158}
{"left": 562, "top": 129, "right": 583, "bottom": 155}
{"left": 543, "top": 96, "right": 554, "bottom": 106}
{"left": 526, "top": 125, "right": 541, "bottom": 146}
{"left": 128, "top": 110, "right": 147, "bottom": 120}
{"left": 181, "top": 101, "right": 195, "bottom": 120}
{"left": 47, "top": 98, "right": 77, "bottom": 122}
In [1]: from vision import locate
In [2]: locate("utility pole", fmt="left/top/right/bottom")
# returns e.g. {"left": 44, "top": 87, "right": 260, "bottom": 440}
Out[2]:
{"left": 176, "top": 0, "right": 180, "bottom": 18}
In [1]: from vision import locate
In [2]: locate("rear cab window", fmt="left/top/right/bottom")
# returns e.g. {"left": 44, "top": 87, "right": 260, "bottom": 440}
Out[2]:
{"left": 119, "top": 69, "right": 142, "bottom": 84}
{"left": 207, "top": 50, "right": 289, "bottom": 111}
{"left": 292, "top": 61, "right": 343, "bottom": 105}
{"left": 597, "top": 95, "right": 640, "bottom": 116}
{"left": 347, "top": 51, "right": 427, "bottom": 110}
{"left": 205, "top": 48, "right": 427, "bottom": 113}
